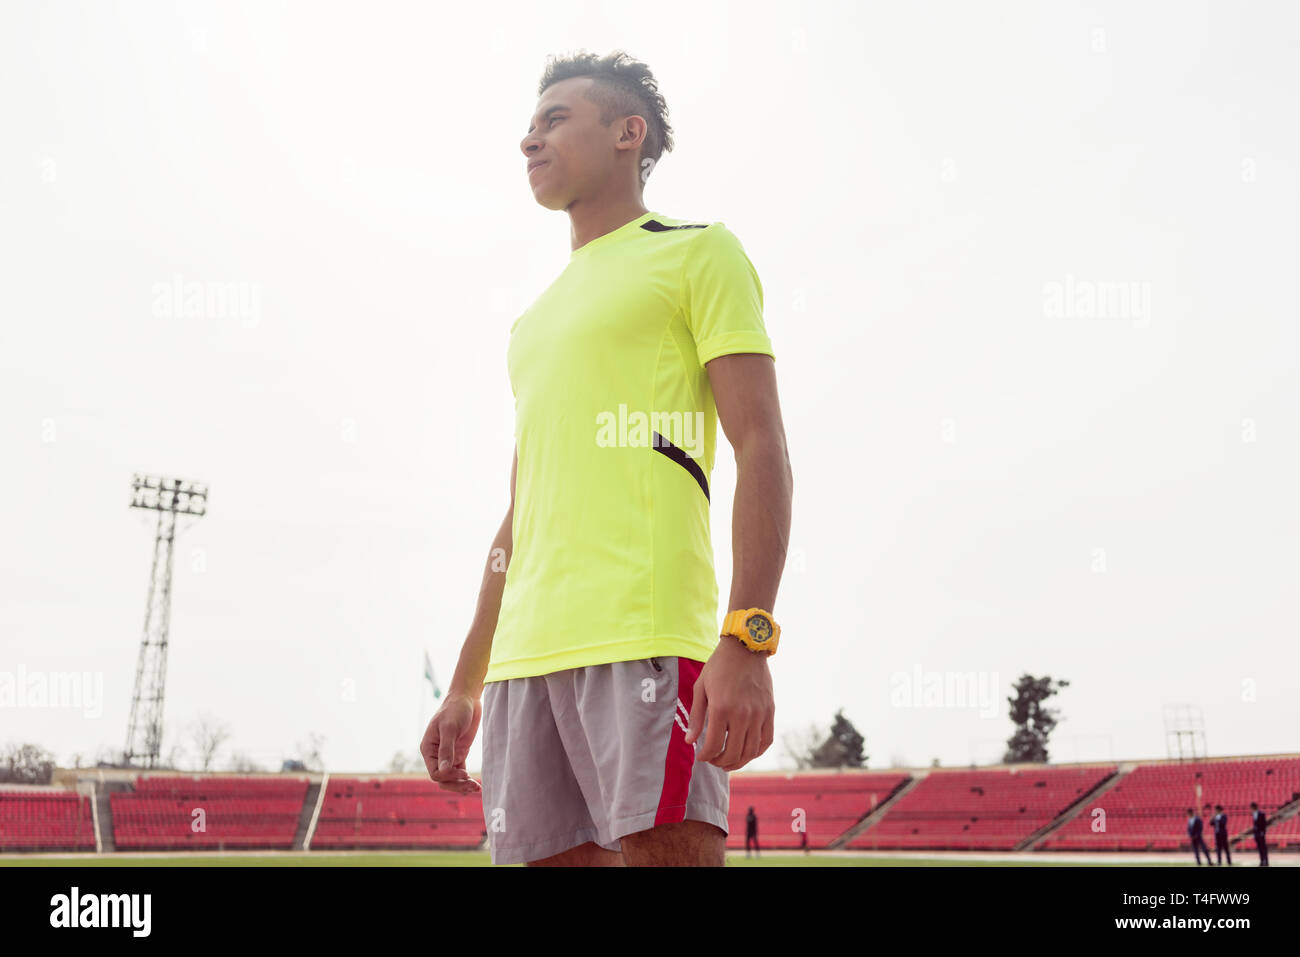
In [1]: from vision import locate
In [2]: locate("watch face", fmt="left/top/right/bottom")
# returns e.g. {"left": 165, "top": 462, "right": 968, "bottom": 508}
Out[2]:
{"left": 745, "top": 614, "right": 773, "bottom": 644}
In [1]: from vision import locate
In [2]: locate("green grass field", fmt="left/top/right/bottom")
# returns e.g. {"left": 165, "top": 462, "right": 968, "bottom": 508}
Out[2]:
{"left": 0, "top": 851, "right": 1172, "bottom": 867}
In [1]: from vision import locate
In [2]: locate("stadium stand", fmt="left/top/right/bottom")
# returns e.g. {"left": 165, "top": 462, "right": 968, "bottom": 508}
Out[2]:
{"left": 848, "top": 765, "right": 1116, "bottom": 850}
{"left": 311, "top": 776, "right": 485, "bottom": 849}
{"left": 0, "top": 786, "right": 95, "bottom": 852}
{"left": 1267, "top": 811, "right": 1300, "bottom": 847}
{"left": 110, "top": 775, "right": 308, "bottom": 850}
{"left": 1038, "top": 756, "right": 1300, "bottom": 851}
{"left": 727, "top": 771, "right": 910, "bottom": 849}
{"left": 5, "top": 755, "right": 1297, "bottom": 858}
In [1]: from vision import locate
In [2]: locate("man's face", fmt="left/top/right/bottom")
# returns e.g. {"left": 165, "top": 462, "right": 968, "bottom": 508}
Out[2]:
{"left": 520, "top": 76, "right": 632, "bottom": 210}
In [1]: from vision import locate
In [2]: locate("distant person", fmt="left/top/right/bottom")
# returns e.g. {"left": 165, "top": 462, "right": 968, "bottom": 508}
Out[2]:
{"left": 1250, "top": 802, "right": 1269, "bottom": 866}
{"left": 1210, "top": 805, "right": 1231, "bottom": 866}
{"left": 1187, "top": 807, "right": 1214, "bottom": 865}
{"left": 800, "top": 827, "right": 809, "bottom": 853}
{"left": 745, "top": 806, "right": 759, "bottom": 858}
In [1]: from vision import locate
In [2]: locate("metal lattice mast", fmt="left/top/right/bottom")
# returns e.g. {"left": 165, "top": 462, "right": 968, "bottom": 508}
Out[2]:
{"left": 1163, "top": 704, "right": 1207, "bottom": 763}
{"left": 124, "top": 474, "right": 208, "bottom": 768}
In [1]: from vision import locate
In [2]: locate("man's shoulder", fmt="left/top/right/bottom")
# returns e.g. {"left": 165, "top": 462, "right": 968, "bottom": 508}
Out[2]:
{"left": 640, "top": 214, "right": 749, "bottom": 259}
{"left": 641, "top": 211, "right": 713, "bottom": 233}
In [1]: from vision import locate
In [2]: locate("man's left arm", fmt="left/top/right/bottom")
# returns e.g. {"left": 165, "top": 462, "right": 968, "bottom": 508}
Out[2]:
{"left": 684, "top": 352, "right": 793, "bottom": 771}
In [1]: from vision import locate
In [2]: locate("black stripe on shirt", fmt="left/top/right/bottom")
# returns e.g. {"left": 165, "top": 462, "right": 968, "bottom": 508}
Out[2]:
{"left": 651, "top": 431, "right": 710, "bottom": 503}
{"left": 640, "top": 220, "right": 707, "bottom": 232}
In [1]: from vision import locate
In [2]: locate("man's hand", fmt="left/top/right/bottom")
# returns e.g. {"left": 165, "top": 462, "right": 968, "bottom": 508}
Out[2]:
{"left": 419, "top": 692, "right": 483, "bottom": 793}
{"left": 684, "top": 635, "right": 775, "bottom": 771}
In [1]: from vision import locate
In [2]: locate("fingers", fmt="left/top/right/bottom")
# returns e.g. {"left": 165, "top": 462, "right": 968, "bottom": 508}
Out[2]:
{"left": 437, "top": 770, "right": 482, "bottom": 794}
{"left": 712, "top": 708, "right": 752, "bottom": 771}
{"left": 437, "top": 718, "right": 458, "bottom": 777}
{"left": 684, "top": 683, "right": 704, "bottom": 746}
{"left": 430, "top": 753, "right": 481, "bottom": 793}
{"left": 696, "top": 717, "right": 728, "bottom": 769}
{"left": 686, "top": 691, "right": 728, "bottom": 764}
{"left": 419, "top": 704, "right": 483, "bottom": 792}
{"left": 419, "top": 719, "right": 442, "bottom": 779}
{"left": 707, "top": 703, "right": 775, "bottom": 771}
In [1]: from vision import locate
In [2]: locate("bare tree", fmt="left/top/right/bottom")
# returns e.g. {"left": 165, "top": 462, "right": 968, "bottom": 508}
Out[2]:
{"left": 94, "top": 744, "right": 126, "bottom": 767}
{"left": 295, "top": 732, "right": 325, "bottom": 772}
{"left": 781, "top": 722, "right": 825, "bottom": 770}
{"left": 227, "top": 752, "right": 264, "bottom": 773}
{"left": 387, "top": 751, "right": 415, "bottom": 773}
{"left": 161, "top": 734, "right": 188, "bottom": 771}
{"left": 189, "top": 714, "right": 232, "bottom": 771}
{"left": 0, "top": 742, "right": 55, "bottom": 784}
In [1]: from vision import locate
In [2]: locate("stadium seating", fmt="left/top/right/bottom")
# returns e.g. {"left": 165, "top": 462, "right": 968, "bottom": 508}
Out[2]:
{"left": 110, "top": 775, "right": 308, "bottom": 850}
{"left": 848, "top": 765, "right": 1116, "bottom": 850}
{"left": 312, "top": 777, "right": 485, "bottom": 849}
{"left": 1038, "top": 757, "right": 1300, "bottom": 851}
{"left": 727, "top": 772, "right": 910, "bottom": 849}
{"left": 3, "top": 758, "right": 1297, "bottom": 858}
{"left": 0, "top": 788, "right": 95, "bottom": 851}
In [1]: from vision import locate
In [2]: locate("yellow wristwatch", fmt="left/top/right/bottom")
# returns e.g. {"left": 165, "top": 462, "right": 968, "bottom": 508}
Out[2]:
{"left": 721, "top": 608, "right": 780, "bottom": 656}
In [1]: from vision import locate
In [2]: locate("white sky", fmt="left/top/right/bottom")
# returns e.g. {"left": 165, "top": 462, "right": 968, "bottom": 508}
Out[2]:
{"left": 2, "top": 0, "right": 1297, "bottom": 775}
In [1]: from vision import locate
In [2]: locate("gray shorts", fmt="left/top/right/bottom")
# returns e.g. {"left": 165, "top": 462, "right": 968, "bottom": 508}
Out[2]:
{"left": 479, "top": 655, "right": 730, "bottom": 865}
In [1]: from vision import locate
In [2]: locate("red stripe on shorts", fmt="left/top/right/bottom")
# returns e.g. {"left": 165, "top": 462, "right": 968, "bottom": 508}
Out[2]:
{"left": 654, "top": 656, "right": 703, "bottom": 826}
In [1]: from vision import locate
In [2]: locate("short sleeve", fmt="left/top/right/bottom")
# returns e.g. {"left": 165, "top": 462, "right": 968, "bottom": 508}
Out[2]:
{"left": 681, "top": 223, "right": 775, "bottom": 369}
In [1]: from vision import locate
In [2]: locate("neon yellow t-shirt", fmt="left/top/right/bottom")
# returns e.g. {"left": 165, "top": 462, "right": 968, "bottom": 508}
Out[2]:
{"left": 484, "top": 210, "right": 776, "bottom": 683}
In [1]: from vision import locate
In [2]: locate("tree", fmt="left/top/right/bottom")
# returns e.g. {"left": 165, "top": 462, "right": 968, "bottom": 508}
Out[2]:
{"left": 160, "top": 735, "right": 188, "bottom": 771}
{"left": 94, "top": 745, "right": 127, "bottom": 768}
{"left": 784, "top": 711, "right": 870, "bottom": 769}
{"left": 809, "top": 709, "right": 867, "bottom": 768}
{"left": 0, "top": 742, "right": 55, "bottom": 784}
{"left": 387, "top": 751, "right": 416, "bottom": 773}
{"left": 227, "top": 752, "right": 264, "bottom": 772}
{"left": 189, "top": 714, "right": 232, "bottom": 771}
{"left": 785, "top": 712, "right": 869, "bottom": 769}
{"left": 295, "top": 732, "right": 325, "bottom": 772}
{"left": 1003, "top": 674, "right": 1070, "bottom": 763}
{"left": 781, "top": 721, "right": 826, "bottom": 770}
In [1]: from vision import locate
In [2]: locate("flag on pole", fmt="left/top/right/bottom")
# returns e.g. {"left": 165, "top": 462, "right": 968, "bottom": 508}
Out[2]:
{"left": 423, "top": 650, "right": 442, "bottom": 700}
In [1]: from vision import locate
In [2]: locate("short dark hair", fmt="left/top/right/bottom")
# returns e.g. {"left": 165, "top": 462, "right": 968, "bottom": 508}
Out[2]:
{"left": 537, "top": 49, "right": 674, "bottom": 175}
{"left": 1215, "top": 804, "right": 1223, "bottom": 810}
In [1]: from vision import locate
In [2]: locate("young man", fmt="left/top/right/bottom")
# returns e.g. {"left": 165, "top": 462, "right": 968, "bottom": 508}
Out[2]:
{"left": 1186, "top": 807, "right": 1213, "bottom": 865}
{"left": 1250, "top": 801, "right": 1269, "bottom": 866}
{"left": 418, "top": 50, "right": 793, "bottom": 866}
{"left": 1210, "top": 803, "right": 1231, "bottom": 866}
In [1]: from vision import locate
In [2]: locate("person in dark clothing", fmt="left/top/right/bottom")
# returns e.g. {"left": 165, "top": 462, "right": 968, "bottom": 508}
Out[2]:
{"left": 1250, "top": 802, "right": 1269, "bottom": 866}
{"left": 745, "top": 806, "right": 759, "bottom": 858}
{"left": 1187, "top": 807, "right": 1214, "bottom": 865}
{"left": 1210, "top": 804, "right": 1231, "bottom": 866}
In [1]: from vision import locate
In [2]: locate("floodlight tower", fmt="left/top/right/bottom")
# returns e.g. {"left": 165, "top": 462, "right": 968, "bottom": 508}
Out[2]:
{"left": 1163, "top": 704, "right": 1208, "bottom": 763}
{"left": 124, "top": 474, "right": 208, "bottom": 768}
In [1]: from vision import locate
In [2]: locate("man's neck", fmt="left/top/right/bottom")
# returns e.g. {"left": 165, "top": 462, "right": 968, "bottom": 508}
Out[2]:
{"left": 567, "top": 195, "right": 650, "bottom": 254}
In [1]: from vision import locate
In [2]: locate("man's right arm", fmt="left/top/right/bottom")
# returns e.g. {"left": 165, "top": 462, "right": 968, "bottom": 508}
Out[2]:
{"left": 446, "top": 445, "right": 517, "bottom": 701}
